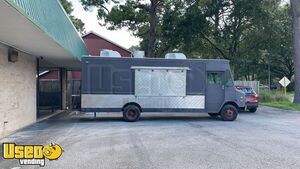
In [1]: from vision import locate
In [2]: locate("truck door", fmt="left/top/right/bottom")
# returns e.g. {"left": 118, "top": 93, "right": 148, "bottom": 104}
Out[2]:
{"left": 205, "top": 72, "right": 225, "bottom": 113}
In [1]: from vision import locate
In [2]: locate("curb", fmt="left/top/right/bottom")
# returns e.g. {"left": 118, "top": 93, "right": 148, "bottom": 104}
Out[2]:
{"left": 36, "top": 110, "right": 65, "bottom": 123}
{"left": 0, "top": 110, "right": 66, "bottom": 140}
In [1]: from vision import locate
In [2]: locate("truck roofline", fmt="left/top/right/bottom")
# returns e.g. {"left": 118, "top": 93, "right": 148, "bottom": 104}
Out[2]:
{"left": 81, "top": 56, "right": 230, "bottom": 62}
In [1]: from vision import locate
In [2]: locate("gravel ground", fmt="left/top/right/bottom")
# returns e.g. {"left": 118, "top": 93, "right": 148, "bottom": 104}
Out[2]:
{"left": 1, "top": 106, "right": 300, "bottom": 169}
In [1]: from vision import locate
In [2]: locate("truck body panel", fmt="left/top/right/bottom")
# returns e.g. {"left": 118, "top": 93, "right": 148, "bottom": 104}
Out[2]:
{"left": 81, "top": 57, "right": 245, "bottom": 113}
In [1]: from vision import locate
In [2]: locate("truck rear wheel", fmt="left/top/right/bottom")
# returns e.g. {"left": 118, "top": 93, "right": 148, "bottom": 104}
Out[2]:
{"left": 123, "top": 105, "right": 141, "bottom": 122}
{"left": 220, "top": 104, "right": 238, "bottom": 121}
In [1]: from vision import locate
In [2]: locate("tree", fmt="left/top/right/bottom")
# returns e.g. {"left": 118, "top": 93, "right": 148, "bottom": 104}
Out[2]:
{"left": 291, "top": 0, "right": 300, "bottom": 103}
{"left": 81, "top": 0, "right": 165, "bottom": 57}
{"left": 160, "top": 0, "right": 281, "bottom": 78}
{"left": 129, "top": 45, "right": 140, "bottom": 52}
{"left": 232, "top": 4, "right": 293, "bottom": 83}
{"left": 60, "top": 0, "right": 85, "bottom": 34}
{"left": 264, "top": 5, "right": 293, "bottom": 81}
{"left": 78, "top": 0, "right": 294, "bottom": 87}
{"left": 162, "top": 0, "right": 295, "bottom": 83}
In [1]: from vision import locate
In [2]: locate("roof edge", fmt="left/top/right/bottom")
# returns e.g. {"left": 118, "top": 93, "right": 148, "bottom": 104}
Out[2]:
{"left": 4, "top": 0, "right": 88, "bottom": 59}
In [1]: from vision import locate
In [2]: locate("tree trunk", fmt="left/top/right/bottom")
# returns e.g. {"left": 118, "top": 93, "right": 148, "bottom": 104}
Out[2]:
{"left": 291, "top": 0, "right": 300, "bottom": 103}
{"left": 147, "top": 0, "right": 157, "bottom": 58}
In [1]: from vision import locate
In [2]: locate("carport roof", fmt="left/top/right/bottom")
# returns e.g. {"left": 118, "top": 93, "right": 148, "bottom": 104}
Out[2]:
{"left": 0, "top": 0, "right": 88, "bottom": 68}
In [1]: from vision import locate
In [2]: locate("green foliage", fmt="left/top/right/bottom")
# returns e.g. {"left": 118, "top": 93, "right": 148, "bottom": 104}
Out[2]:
{"left": 60, "top": 0, "right": 73, "bottom": 14}
{"left": 81, "top": 0, "right": 293, "bottom": 83}
{"left": 159, "top": 0, "right": 293, "bottom": 82}
{"left": 261, "top": 102, "right": 300, "bottom": 111}
{"left": 249, "top": 5, "right": 293, "bottom": 82}
{"left": 60, "top": 0, "right": 85, "bottom": 34}
{"left": 81, "top": 0, "right": 164, "bottom": 57}
{"left": 259, "top": 90, "right": 290, "bottom": 102}
{"left": 129, "top": 45, "right": 140, "bottom": 52}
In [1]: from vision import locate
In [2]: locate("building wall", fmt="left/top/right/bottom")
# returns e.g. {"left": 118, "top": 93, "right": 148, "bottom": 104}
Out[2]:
{"left": 83, "top": 33, "right": 132, "bottom": 57}
{"left": 0, "top": 43, "right": 36, "bottom": 138}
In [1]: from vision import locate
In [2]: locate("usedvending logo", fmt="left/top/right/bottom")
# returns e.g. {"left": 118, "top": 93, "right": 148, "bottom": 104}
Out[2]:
{"left": 1, "top": 143, "right": 63, "bottom": 167}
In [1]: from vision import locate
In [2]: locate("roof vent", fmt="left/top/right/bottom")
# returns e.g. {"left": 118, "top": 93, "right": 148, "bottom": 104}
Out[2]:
{"left": 133, "top": 51, "right": 145, "bottom": 58}
{"left": 165, "top": 53, "right": 186, "bottom": 59}
{"left": 100, "top": 49, "right": 121, "bottom": 58}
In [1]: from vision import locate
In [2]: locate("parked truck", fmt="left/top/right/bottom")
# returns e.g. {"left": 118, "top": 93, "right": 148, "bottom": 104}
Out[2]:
{"left": 81, "top": 53, "right": 246, "bottom": 122}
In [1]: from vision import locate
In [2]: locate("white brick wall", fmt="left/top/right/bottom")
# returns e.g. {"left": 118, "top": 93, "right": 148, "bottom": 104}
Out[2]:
{"left": 0, "top": 43, "right": 36, "bottom": 138}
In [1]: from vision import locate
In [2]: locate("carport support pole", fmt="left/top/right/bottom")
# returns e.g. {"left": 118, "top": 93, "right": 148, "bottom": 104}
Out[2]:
{"left": 60, "top": 68, "right": 67, "bottom": 110}
{"left": 67, "top": 71, "right": 72, "bottom": 110}
{"left": 36, "top": 58, "right": 40, "bottom": 117}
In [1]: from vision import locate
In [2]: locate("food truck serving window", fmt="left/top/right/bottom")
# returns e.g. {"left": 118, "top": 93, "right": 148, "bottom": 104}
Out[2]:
{"left": 132, "top": 67, "right": 189, "bottom": 97}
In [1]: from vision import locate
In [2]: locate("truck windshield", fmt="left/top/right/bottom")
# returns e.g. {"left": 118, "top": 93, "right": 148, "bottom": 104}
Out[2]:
{"left": 226, "top": 70, "right": 234, "bottom": 87}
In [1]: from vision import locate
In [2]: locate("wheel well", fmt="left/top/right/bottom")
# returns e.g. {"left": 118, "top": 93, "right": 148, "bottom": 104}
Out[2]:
{"left": 122, "top": 102, "right": 142, "bottom": 112}
{"left": 222, "top": 102, "right": 239, "bottom": 110}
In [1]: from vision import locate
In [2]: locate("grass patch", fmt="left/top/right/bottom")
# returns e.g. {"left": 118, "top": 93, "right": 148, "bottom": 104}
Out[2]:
{"left": 261, "top": 101, "right": 300, "bottom": 111}
{"left": 259, "top": 89, "right": 290, "bottom": 102}
{"left": 259, "top": 89, "right": 300, "bottom": 111}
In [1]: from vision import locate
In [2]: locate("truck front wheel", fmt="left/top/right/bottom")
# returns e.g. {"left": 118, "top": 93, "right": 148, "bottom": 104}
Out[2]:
{"left": 220, "top": 104, "right": 238, "bottom": 121}
{"left": 123, "top": 105, "right": 141, "bottom": 122}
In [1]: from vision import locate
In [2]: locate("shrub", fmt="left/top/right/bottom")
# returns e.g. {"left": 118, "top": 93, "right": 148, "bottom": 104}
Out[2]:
{"left": 259, "top": 90, "right": 290, "bottom": 103}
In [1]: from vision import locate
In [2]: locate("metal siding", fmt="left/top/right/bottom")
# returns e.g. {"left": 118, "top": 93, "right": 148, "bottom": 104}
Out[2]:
{"left": 81, "top": 108, "right": 204, "bottom": 113}
{"left": 134, "top": 68, "right": 187, "bottom": 97}
{"left": 205, "top": 71, "right": 226, "bottom": 112}
{"left": 6, "top": 0, "right": 88, "bottom": 58}
{"left": 82, "top": 57, "right": 235, "bottom": 112}
{"left": 81, "top": 57, "right": 210, "bottom": 95}
{"left": 84, "top": 58, "right": 134, "bottom": 94}
{"left": 81, "top": 94, "right": 205, "bottom": 109}
{"left": 206, "top": 61, "right": 229, "bottom": 71}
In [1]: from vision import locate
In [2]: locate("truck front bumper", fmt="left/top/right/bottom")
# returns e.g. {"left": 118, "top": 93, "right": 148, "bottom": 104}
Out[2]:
{"left": 245, "top": 102, "right": 258, "bottom": 110}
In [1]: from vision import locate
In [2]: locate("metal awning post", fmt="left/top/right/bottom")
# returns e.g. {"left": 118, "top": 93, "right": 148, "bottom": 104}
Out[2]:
{"left": 36, "top": 57, "right": 40, "bottom": 118}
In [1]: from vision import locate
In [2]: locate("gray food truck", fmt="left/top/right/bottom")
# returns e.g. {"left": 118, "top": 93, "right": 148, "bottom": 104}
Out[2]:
{"left": 81, "top": 54, "right": 246, "bottom": 122}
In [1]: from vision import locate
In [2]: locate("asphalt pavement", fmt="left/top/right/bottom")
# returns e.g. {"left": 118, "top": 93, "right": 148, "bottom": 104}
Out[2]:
{"left": 1, "top": 106, "right": 300, "bottom": 169}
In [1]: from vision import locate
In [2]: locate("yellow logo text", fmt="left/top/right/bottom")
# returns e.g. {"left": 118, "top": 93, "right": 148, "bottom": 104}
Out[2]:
{"left": 2, "top": 143, "right": 63, "bottom": 167}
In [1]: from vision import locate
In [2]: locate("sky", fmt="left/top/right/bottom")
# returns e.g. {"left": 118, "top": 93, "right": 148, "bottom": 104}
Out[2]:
{"left": 69, "top": 0, "right": 140, "bottom": 49}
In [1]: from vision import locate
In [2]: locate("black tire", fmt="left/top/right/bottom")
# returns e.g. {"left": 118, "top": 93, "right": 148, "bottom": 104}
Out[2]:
{"left": 220, "top": 104, "right": 238, "bottom": 121}
{"left": 123, "top": 105, "right": 141, "bottom": 122}
{"left": 208, "top": 113, "right": 219, "bottom": 118}
{"left": 249, "top": 107, "right": 257, "bottom": 113}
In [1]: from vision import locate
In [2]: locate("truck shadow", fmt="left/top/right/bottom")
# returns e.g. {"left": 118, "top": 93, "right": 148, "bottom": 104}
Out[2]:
{"left": 77, "top": 114, "right": 220, "bottom": 123}
{"left": 238, "top": 110, "right": 256, "bottom": 114}
{"left": 140, "top": 115, "right": 217, "bottom": 122}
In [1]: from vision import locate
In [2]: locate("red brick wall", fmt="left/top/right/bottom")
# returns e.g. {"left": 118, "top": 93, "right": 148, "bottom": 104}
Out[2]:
{"left": 40, "top": 71, "right": 81, "bottom": 80}
{"left": 83, "top": 33, "right": 131, "bottom": 57}
{"left": 72, "top": 71, "right": 81, "bottom": 80}
{"left": 41, "top": 33, "right": 132, "bottom": 80}
{"left": 40, "top": 71, "right": 59, "bottom": 80}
